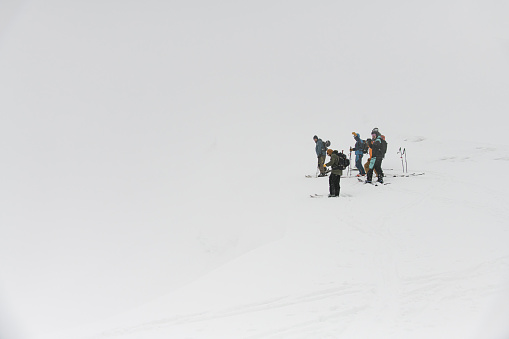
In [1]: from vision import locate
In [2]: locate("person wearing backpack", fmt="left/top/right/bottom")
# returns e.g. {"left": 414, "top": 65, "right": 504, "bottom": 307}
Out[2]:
{"left": 380, "top": 134, "right": 387, "bottom": 158}
{"left": 325, "top": 148, "right": 342, "bottom": 197}
{"left": 366, "top": 128, "right": 385, "bottom": 184}
{"left": 350, "top": 132, "right": 366, "bottom": 177}
{"left": 313, "top": 135, "right": 328, "bottom": 177}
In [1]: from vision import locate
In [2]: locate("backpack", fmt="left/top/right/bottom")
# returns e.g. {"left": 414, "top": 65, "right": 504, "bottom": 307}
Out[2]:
{"left": 362, "top": 140, "right": 369, "bottom": 154}
{"left": 319, "top": 139, "right": 331, "bottom": 154}
{"left": 332, "top": 150, "right": 350, "bottom": 170}
{"left": 380, "top": 138, "right": 387, "bottom": 158}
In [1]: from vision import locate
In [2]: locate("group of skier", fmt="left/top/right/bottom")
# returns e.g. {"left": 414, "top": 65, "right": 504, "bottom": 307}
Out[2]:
{"left": 313, "top": 128, "right": 387, "bottom": 198}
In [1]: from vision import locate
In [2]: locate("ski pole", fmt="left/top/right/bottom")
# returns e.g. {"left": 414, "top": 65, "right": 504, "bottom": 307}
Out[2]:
{"left": 403, "top": 148, "right": 408, "bottom": 173}
{"left": 344, "top": 149, "right": 349, "bottom": 177}
{"left": 398, "top": 147, "right": 404, "bottom": 173}
{"left": 348, "top": 149, "right": 352, "bottom": 177}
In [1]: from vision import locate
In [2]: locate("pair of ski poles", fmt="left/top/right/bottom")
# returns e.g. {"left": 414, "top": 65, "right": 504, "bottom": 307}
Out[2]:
{"left": 398, "top": 147, "right": 408, "bottom": 173}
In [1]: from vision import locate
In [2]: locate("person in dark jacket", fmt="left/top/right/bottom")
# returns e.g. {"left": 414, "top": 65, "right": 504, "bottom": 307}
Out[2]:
{"left": 313, "top": 135, "right": 327, "bottom": 177}
{"left": 350, "top": 132, "right": 366, "bottom": 177}
{"left": 325, "top": 149, "right": 342, "bottom": 197}
{"left": 366, "top": 128, "right": 384, "bottom": 184}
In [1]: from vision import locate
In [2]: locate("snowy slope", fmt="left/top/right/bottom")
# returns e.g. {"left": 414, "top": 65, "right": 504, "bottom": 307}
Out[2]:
{"left": 0, "top": 1, "right": 509, "bottom": 338}
{"left": 44, "top": 137, "right": 509, "bottom": 339}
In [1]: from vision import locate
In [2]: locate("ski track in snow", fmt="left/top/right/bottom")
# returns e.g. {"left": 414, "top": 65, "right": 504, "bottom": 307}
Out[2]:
{"left": 93, "top": 284, "right": 371, "bottom": 338}
{"left": 87, "top": 256, "right": 509, "bottom": 339}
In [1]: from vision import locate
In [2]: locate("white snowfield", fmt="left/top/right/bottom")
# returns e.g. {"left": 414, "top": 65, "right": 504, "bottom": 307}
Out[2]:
{"left": 1, "top": 1, "right": 509, "bottom": 339}
{"left": 43, "top": 138, "right": 509, "bottom": 339}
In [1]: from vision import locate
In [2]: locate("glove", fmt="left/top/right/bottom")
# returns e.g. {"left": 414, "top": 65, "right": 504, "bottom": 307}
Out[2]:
{"left": 350, "top": 147, "right": 353, "bottom": 151}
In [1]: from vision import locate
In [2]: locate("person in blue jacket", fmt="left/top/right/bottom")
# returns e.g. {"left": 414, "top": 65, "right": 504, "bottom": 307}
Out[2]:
{"left": 350, "top": 132, "right": 366, "bottom": 177}
{"left": 313, "top": 135, "right": 327, "bottom": 177}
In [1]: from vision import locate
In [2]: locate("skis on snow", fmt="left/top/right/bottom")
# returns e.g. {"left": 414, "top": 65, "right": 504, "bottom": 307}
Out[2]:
{"left": 357, "top": 178, "right": 390, "bottom": 186}
{"left": 389, "top": 172, "right": 424, "bottom": 177}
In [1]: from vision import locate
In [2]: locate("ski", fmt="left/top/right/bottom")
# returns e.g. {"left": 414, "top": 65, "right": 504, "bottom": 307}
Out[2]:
{"left": 357, "top": 178, "right": 390, "bottom": 186}
{"left": 389, "top": 172, "right": 425, "bottom": 178}
{"left": 310, "top": 194, "right": 343, "bottom": 198}
{"left": 305, "top": 173, "right": 330, "bottom": 178}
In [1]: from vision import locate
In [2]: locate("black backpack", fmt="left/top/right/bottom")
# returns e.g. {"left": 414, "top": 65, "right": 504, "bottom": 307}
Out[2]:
{"left": 323, "top": 140, "right": 331, "bottom": 152}
{"left": 332, "top": 150, "right": 350, "bottom": 170}
{"left": 362, "top": 140, "right": 369, "bottom": 154}
{"left": 380, "top": 138, "right": 387, "bottom": 158}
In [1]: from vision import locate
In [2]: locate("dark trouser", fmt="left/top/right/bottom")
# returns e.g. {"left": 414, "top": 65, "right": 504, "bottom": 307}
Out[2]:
{"left": 367, "top": 157, "right": 384, "bottom": 182}
{"left": 329, "top": 173, "right": 340, "bottom": 196}
{"left": 318, "top": 155, "right": 326, "bottom": 175}
{"left": 355, "top": 154, "right": 365, "bottom": 175}
{"left": 364, "top": 158, "right": 379, "bottom": 178}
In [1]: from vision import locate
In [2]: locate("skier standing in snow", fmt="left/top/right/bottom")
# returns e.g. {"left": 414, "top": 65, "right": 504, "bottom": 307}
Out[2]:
{"left": 350, "top": 132, "right": 366, "bottom": 177}
{"left": 325, "top": 149, "right": 342, "bottom": 197}
{"left": 313, "top": 135, "right": 327, "bottom": 177}
{"left": 366, "top": 128, "right": 385, "bottom": 184}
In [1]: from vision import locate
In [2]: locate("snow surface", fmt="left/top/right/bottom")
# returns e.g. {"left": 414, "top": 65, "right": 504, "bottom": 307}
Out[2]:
{"left": 1, "top": 1, "right": 509, "bottom": 338}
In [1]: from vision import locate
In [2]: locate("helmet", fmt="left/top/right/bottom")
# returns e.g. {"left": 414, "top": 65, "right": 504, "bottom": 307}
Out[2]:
{"left": 326, "top": 149, "right": 333, "bottom": 155}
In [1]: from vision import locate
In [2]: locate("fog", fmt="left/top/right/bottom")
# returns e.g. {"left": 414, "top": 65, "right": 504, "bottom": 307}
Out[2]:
{"left": 0, "top": 0, "right": 508, "bottom": 337}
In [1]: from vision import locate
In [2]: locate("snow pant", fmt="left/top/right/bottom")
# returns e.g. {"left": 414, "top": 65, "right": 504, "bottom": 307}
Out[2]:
{"left": 329, "top": 173, "right": 340, "bottom": 196}
{"left": 364, "top": 158, "right": 379, "bottom": 177}
{"left": 318, "top": 155, "right": 326, "bottom": 175}
{"left": 367, "top": 157, "right": 384, "bottom": 182}
{"left": 355, "top": 154, "right": 365, "bottom": 175}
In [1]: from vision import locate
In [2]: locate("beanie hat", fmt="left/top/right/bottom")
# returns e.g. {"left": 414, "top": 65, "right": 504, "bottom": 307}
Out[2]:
{"left": 326, "top": 149, "right": 333, "bottom": 155}
{"left": 313, "top": 135, "right": 318, "bottom": 140}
